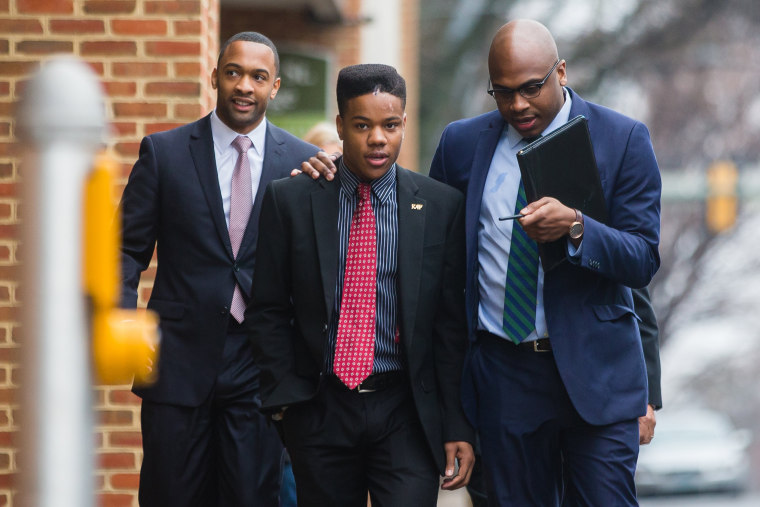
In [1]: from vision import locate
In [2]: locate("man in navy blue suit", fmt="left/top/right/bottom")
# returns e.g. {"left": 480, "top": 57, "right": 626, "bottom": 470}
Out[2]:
{"left": 427, "top": 20, "right": 661, "bottom": 505}
{"left": 120, "top": 32, "right": 318, "bottom": 506}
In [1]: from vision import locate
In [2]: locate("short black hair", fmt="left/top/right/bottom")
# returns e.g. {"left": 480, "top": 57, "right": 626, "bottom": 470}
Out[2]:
{"left": 217, "top": 32, "right": 279, "bottom": 75}
{"left": 336, "top": 64, "right": 406, "bottom": 116}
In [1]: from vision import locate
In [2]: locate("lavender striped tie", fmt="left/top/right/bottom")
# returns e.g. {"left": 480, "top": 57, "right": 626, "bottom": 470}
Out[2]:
{"left": 229, "top": 135, "right": 253, "bottom": 323}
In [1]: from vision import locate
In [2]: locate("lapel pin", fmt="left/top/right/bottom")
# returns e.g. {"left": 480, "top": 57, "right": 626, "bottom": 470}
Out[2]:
{"left": 411, "top": 203, "right": 423, "bottom": 210}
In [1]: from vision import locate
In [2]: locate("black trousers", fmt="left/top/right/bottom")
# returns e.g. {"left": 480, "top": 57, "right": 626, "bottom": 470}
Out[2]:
{"left": 282, "top": 376, "right": 439, "bottom": 507}
{"left": 138, "top": 330, "right": 283, "bottom": 507}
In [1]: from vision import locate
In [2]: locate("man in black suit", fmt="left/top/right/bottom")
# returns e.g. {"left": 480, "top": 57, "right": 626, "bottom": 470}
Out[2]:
{"left": 119, "top": 32, "right": 318, "bottom": 506}
{"left": 247, "top": 64, "right": 475, "bottom": 506}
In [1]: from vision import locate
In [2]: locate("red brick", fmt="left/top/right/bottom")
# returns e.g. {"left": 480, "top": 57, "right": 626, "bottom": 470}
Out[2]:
{"left": 111, "top": 122, "right": 137, "bottom": 137}
{"left": 0, "top": 348, "right": 17, "bottom": 363}
{"left": 145, "top": 122, "right": 184, "bottom": 135}
{"left": 0, "top": 18, "right": 42, "bottom": 33}
{"left": 145, "top": 41, "right": 200, "bottom": 57}
{"left": 109, "top": 430, "right": 142, "bottom": 447}
{"left": 0, "top": 123, "right": 8, "bottom": 137}
{"left": 174, "top": 103, "right": 202, "bottom": 119}
{"left": 110, "top": 472, "right": 139, "bottom": 489}
{"left": 49, "top": 19, "right": 104, "bottom": 34}
{"left": 0, "top": 431, "right": 12, "bottom": 446}
{"left": 0, "top": 40, "right": 7, "bottom": 54}
{"left": 113, "top": 102, "right": 166, "bottom": 117}
{"left": 97, "top": 452, "right": 135, "bottom": 469}
{"left": 0, "top": 183, "right": 17, "bottom": 197}
{"left": 0, "top": 472, "right": 17, "bottom": 488}
{"left": 102, "top": 81, "right": 136, "bottom": 97}
{"left": 0, "top": 142, "right": 19, "bottom": 158}
{"left": 97, "top": 493, "right": 134, "bottom": 507}
{"left": 111, "top": 19, "right": 166, "bottom": 36}
{"left": 0, "top": 82, "right": 7, "bottom": 96}
{"left": 174, "top": 19, "right": 201, "bottom": 35}
{"left": 0, "top": 410, "right": 9, "bottom": 426}
{"left": 85, "top": 61, "right": 105, "bottom": 76}
{"left": 0, "top": 203, "right": 12, "bottom": 221}
{"left": 0, "top": 102, "right": 12, "bottom": 116}
{"left": 114, "top": 142, "right": 140, "bottom": 158}
{"left": 0, "top": 452, "right": 10, "bottom": 470}
{"left": 0, "top": 0, "right": 7, "bottom": 11}
{"left": 0, "top": 286, "right": 9, "bottom": 303}
{"left": 0, "top": 246, "right": 10, "bottom": 263}
{"left": 174, "top": 61, "right": 201, "bottom": 78}
{"left": 17, "top": 0, "right": 72, "bottom": 14}
{"left": 15, "top": 40, "right": 72, "bottom": 55}
{"left": 83, "top": 0, "right": 134, "bottom": 14}
{"left": 145, "top": 0, "right": 199, "bottom": 15}
{"left": 98, "top": 410, "right": 133, "bottom": 425}
{"left": 81, "top": 41, "right": 136, "bottom": 56}
{"left": 0, "top": 61, "right": 38, "bottom": 77}
{"left": 112, "top": 62, "right": 166, "bottom": 77}
{"left": 0, "top": 163, "right": 12, "bottom": 178}
{"left": 109, "top": 388, "right": 140, "bottom": 405}
{"left": 145, "top": 81, "right": 199, "bottom": 96}
{"left": 0, "top": 388, "right": 15, "bottom": 404}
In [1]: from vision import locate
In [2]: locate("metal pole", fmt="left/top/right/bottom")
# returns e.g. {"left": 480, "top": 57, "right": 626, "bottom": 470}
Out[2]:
{"left": 17, "top": 56, "right": 107, "bottom": 507}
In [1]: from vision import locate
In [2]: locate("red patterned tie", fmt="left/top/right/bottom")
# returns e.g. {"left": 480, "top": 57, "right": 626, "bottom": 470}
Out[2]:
{"left": 229, "top": 135, "right": 253, "bottom": 323}
{"left": 334, "top": 183, "right": 377, "bottom": 389}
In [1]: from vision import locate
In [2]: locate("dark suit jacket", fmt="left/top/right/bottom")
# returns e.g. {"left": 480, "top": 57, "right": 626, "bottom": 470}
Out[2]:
{"left": 429, "top": 88, "right": 662, "bottom": 426}
{"left": 120, "top": 114, "right": 318, "bottom": 407}
{"left": 633, "top": 287, "right": 662, "bottom": 409}
{"left": 246, "top": 164, "right": 475, "bottom": 472}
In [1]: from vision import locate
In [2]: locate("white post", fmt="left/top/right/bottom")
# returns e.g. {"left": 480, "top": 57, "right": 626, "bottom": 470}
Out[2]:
{"left": 17, "top": 56, "right": 107, "bottom": 507}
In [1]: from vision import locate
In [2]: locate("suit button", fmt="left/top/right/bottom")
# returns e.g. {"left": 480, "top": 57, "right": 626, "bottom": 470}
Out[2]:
{"left": 322, "top": 323, "right": 328, "bottom": 333}
{"left": 233, "top": 263, "right": 240, "bottom": 272}
{"left": 221, "top": 306, "right": 228, "bottom": 315}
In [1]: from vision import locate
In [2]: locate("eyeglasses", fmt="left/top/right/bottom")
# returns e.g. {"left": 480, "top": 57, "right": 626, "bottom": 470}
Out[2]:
{"left": 487, "top": 59, "right": 561, "bottom": 100}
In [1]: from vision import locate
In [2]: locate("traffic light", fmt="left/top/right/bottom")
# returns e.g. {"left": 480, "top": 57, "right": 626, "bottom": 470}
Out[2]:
{"left": 705, "top": 160, "right": 738, "bottom": 233}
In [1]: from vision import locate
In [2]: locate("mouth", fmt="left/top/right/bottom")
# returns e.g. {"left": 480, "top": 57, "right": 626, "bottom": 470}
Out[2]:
{"left": 231, "top": 97, "right": 254, "bottom": 112}
{"left": 365, "top": 152, "right": 390, "bottom": 168}
{"left": 513, "top": 116, "right": 537, "bottom": 133}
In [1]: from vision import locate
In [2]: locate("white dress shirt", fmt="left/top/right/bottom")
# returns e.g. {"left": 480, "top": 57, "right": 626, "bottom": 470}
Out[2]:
{"left": 209, "top": 111, "right": 267, "bottom": 227}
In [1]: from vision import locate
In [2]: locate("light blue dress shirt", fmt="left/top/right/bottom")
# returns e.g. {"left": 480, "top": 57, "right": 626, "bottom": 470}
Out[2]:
{"left": 477, "top": 90, "right": 574, "bottom": 342}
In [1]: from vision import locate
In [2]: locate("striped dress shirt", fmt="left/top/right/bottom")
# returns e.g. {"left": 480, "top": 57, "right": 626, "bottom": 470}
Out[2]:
{"left": 325, "top": 160, "right": 404, "bottom": 375}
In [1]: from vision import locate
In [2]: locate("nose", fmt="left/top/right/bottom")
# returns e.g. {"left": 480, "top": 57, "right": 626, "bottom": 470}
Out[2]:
{"left": 510, "top": 93, "right": 530, "bottom": 112}
{"left": 368, "top": 126, "right": 386, "bottom": 146}
{"left": 235, "top": 75, "right": 254, "bottom": 94}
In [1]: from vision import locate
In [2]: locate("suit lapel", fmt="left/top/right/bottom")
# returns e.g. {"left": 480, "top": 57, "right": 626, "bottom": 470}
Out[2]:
{"left": 189, "top": 115, "right": 233, "bottom": 257}
{"left": 396, "top": 167, "right": 424, "bottom": 352}
{"left": 312, "top": 174, "right": 341, "bottom": 323}
{"left": 465, "top": 113, "right": 503, "bottom": 250}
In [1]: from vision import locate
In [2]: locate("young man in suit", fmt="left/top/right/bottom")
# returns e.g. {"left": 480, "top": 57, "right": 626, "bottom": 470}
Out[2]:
{"left": 119, "top": 32, "right": 318, "bottom": 506}
{"left": 427, "top": 20, "right": 661, "bottom": 505}
{"left": 247, "top": 64, "right": 475, "bottom": 506}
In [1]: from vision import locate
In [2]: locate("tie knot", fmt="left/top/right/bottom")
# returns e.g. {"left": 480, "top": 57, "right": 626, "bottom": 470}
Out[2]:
{"left": 357, "top": 182, "right": 371, "bottom": 202}
{"left": 232, "top": 135, "right": 253, "bottom": 154}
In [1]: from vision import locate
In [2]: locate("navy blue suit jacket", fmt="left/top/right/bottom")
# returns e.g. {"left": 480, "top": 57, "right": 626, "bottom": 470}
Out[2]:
{"left": 120, "top": 114, "right": 318, "bottom": 406}
{"left": 429, "top": 89, "right": 661, "bottom": 426}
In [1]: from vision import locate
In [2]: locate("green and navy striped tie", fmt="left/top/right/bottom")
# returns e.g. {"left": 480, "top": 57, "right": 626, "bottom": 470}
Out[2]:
{"left": 502, "top": 179, "right": 539, "bottom": 344}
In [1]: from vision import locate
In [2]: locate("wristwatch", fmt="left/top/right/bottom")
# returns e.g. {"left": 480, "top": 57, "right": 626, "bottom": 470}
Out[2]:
{"left": 569, "top": 209, "right": 584, "bottom": 240}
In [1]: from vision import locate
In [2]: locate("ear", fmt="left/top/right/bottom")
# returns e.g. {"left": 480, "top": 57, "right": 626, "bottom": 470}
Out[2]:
{"left": 336, "top": 114, "right": 344, "bottom": 141}
{"left": 211, "top": 68, "right": 218, "bottom": 90}
{"left": 270, "top": 77, "right": 281, "bottom": 100}
{"left": 557, "top": 59, "right": 568, "bottom": 87}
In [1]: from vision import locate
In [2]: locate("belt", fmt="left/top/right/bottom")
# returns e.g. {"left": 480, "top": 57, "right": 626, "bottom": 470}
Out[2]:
{"left": 328, "top": 371, "right": 406, "bottom": 394}
{"left": 477, "top": 330, "right": 552, "bottom": 353}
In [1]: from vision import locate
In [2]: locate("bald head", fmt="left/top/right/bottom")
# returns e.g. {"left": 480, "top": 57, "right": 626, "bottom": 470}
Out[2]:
{"left": 488, "top": 19, "right": 558, "bottom": 75}
{"left": 486, "top": 19, "right": 567, "bottom": 138}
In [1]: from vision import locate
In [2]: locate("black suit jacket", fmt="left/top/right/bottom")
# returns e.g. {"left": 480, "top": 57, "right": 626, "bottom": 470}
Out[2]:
{"left": 120, "top": 114, "right": 318, "bottom": 406}
{"left": 247, "top": 164, "right": 475, "bottom": 471}
{"left": 632, "top": 287, "right": 662, "bottom": 409}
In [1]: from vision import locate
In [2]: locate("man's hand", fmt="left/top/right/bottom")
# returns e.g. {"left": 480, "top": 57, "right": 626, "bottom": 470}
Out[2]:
{"left": 441, "top": 441, "right": 474, "bottom": 490}
{"left": 289, "top": 151, "right": 339, "bottom": 179}
{"left": 518, "top": 197, "right": 576, "bottom": 243}
{"left": 639, "top": 404, "right": 656, "bottom": 445}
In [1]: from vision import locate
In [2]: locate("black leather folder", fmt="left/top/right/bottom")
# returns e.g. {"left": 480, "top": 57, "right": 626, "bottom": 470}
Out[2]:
{"left": 516, "top": 115, "right": 608, "bottom": 271}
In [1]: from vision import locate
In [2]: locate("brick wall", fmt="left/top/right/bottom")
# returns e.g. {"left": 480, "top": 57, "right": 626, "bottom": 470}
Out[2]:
{"left": 0, "top": 0, "right": 219, "bottom": 505}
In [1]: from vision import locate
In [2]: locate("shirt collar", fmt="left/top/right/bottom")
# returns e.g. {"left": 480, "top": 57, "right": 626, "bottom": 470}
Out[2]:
{"left": 507, "top": 87, "right": 574, "bottom": 149}
{"left": 338, "top": 158, "right": 397, "bottom": 204}
{"left": 210, "top": 110, "right": 267, "bottom": 157}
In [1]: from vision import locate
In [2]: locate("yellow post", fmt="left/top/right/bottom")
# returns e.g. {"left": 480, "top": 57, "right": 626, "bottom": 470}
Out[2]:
{"left": 84, "top": 154, "right": 159, "bottom": 385}
{"left": 705, "top": 160, "right": 738, "bottom": 233}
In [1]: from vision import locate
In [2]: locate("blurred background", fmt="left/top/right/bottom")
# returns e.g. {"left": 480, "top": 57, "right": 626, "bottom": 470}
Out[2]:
{"left": 3, "top": 0, "right": 760, "bottom": 505}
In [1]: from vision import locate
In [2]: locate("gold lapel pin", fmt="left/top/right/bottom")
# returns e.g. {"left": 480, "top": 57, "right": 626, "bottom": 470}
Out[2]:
{"left": 411, "top": 203, "right": 423, "bottom": 210}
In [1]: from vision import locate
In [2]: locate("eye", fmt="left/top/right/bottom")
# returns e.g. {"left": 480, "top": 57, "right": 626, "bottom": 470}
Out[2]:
{"left": 355, "top": 122, "right": 368, "bottom": 130}
{"left": 386, "top": 122, "right": 399, "bottom": 130}
{"left": 226, "top": 69, "right": 240, "bottom": 77}
{"left": 254, "top": 74, "right": 267, "bottom": 81}
{"left": 521, "top": 84, "right": 541, "bottom": 96}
